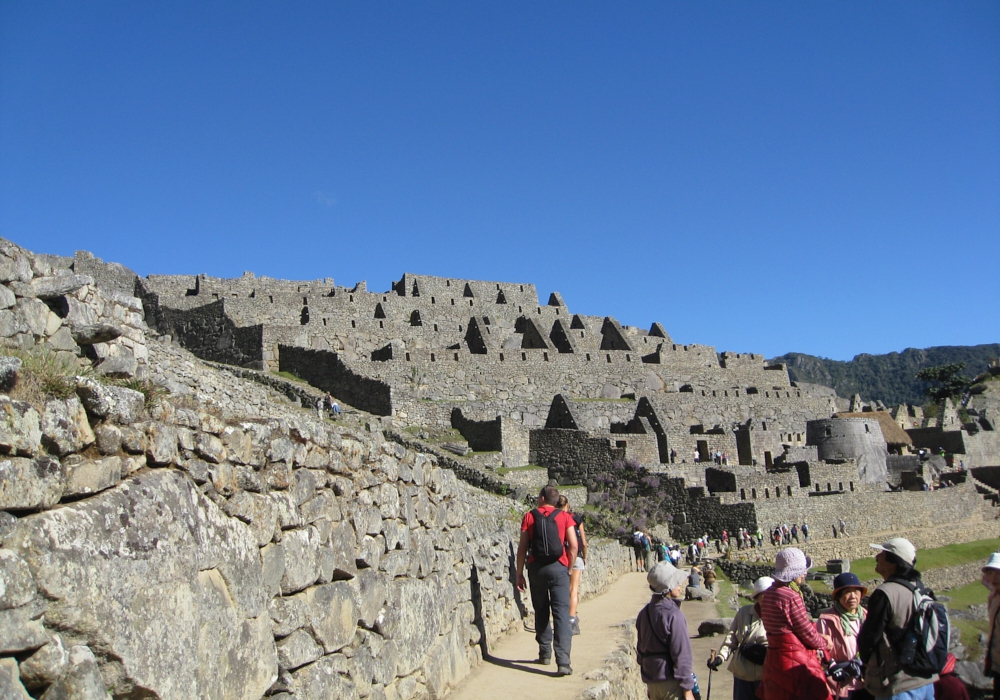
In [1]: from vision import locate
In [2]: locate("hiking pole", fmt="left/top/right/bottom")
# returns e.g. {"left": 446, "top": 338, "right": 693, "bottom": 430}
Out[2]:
{"left": 706, "top": 649, "right": 716, "bottom": 700}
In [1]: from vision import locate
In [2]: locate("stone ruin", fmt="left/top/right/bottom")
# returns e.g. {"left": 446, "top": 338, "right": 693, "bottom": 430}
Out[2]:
{"left": 0, "top": 236, "right": 998, "bottom": 699}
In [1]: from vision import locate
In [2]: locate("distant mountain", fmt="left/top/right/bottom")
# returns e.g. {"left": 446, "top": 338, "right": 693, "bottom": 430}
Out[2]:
{"left": 769, "top": 344, "right": 1000, "bottom": 407}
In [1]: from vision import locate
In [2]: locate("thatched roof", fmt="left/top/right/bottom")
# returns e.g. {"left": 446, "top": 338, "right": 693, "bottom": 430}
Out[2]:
{"left": 834, "top": 411, "right": 913, "bottom": 446}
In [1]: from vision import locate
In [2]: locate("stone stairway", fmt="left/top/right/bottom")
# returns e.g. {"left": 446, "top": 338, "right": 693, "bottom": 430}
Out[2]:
{"left": 970, "top": 474, "right": 1000, "bottom": 507}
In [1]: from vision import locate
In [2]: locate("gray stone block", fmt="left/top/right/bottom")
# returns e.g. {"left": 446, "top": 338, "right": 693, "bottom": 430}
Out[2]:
{"left": 41, "top": 397, "right": 96, "bottom": 456}
{"left": 0, "top": 396, "right": 40, "bottom": 455}
{"left": 38, "top": 645, "right": 109, "bottom": 700}
{"left": 0, "top": 658, "right": 31, "bottom": 700}
{"left": 276, "top": 628, "right": 323, "bottom": 671}
{"left": 62, "top": 455, "right": 122, "bottom": 498}
{"left": 96, "top": 356, "right": 137, "bottom": 378}
{"left": 75, "top": 377, "right": 145, "bottom": 425}
{"left": 0, "top": 355, "right": 21, "bottom": 390}
{"left": 0, "top": 548, "right": 37, "bottom": 610}
{"left": 0, "top": 456, "right": 64, "bottom": 510}
{"left": 30, "top": 274, "right": 93, "bottom": 300}
{"left": 18, "top": 634, "right": 70, "bottom": 689}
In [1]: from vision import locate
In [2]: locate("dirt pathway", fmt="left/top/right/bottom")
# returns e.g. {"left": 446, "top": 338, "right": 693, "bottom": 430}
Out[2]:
{"left": 446, "top": 571, "right": 735, "bottom": 700}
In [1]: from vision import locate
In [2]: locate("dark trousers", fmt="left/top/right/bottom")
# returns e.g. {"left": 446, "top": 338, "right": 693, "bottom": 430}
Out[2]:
{"left": 733, "top": 678, "right": 759, "bottom": 700}
{"left": 527, "top": 560, "right": 571, "bottom": 666}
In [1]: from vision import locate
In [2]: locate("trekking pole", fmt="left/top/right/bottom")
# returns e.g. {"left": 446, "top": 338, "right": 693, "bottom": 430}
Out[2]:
{"left": 706, "top": 649, "right": 716, "bottom": 700}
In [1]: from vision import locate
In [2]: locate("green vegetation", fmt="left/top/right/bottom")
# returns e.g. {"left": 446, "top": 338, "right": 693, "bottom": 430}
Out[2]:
{"left": 274, "top": 370, "right": 305, "bottom": 383}
{"left": 943, "top": 580, "right": 989, "bottom": 609}
{"left": 839, "top": 538, "right": 1000, "bottom": 583}
{"left": 106, "top": 376, "right": 169, "bottom": 410}
{"left": 715, "top": 567, "right": 740, "bottom": 617}
{"left": 495, "top": 465, "right": 545, "bottom": 476}
{"left": 952, "top": 618, "right": 990, "bottom": 662}
{"left": 5, "top": 346, "right": 90, "bottom": 409}
{"left": 770, "top": 343, "right": 1000, "bottom": 405}
{"left": 916, "top": 362, "right": 972, "bottom": 402}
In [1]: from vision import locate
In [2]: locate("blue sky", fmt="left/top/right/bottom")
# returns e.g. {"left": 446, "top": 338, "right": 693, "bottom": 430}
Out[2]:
{"left": 1, "top": 2, "right": 997, "bottom": 361}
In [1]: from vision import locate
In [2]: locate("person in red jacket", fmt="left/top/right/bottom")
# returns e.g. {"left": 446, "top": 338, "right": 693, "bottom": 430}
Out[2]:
{"left": 516, "top": 485, "right": 578, "bottom": 677}
{"left": 757, "top": 547, "right": 833, "bottom": 700}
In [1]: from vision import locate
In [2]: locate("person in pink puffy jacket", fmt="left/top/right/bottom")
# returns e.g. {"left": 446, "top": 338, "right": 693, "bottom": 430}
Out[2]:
{"left": 816, "top": 572, "right": 868, "bottom": 698}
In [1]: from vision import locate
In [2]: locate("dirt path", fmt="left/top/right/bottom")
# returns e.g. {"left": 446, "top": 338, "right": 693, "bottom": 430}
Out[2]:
{"left": 446, "top": 571, "right": 735, "bottom": 700}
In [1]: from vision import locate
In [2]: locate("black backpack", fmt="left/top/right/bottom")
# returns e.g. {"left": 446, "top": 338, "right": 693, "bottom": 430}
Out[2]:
{"left": 889, "top": 579, "right": 950, "bottom": 678}
{"left": 530, "top": 508, "right": 564, "bottom": 564}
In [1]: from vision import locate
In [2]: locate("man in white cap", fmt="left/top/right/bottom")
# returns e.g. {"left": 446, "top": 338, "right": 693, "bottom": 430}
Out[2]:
{"left": 636, "top": 561, "right": 696, "bottom": 700}
{"left": 858, "top": 537, "right": 936, "bottom": 699}
{"left": 709, "top": 576, "right": 773, "bottom": 700}
{"left": 981, "top": 552, "right": 1000, "bottom": 695}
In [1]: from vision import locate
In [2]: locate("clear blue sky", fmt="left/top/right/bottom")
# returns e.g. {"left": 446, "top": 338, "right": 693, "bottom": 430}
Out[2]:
{"left": 2, "top": 2, "right": 997, "bottom": 361}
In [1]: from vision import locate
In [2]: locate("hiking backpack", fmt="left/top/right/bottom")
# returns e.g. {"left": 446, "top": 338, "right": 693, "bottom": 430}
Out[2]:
{"left": 890, "top": 580, "right": 950, "bottom": 678}
{"left": 530, "top": 509, "right": 565, "bottom": 564}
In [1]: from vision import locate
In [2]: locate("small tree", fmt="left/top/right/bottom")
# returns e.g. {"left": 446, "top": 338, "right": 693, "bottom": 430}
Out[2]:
{"left": 916, "top": 362, "right": 972, "bottom": 402}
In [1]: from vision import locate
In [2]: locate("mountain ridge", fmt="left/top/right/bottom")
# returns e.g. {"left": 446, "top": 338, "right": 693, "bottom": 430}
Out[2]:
{"left": 769, "top": 343, "right": 1000, "bottom": 406}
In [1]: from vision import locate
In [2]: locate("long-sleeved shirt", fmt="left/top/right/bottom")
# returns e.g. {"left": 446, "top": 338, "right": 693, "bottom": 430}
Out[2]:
{"left": 636, "top": 594, "right": 695, "bottom": 689}
{"left": 758, "top": 584, "right": 827, "bottom": 650}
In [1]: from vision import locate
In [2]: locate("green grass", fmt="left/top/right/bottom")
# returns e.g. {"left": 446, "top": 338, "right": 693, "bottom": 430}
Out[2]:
{"left": 714, "top": 567, "right": 741, "bottom": 617}
{"left": 942, "top": 580, "right": 989, "bottom": 608}
{"left": 273, "top": 370, "right": 305, "bottom": 383}
{"left": 495, "top": 465, "right": 546, "bottom": 476}
{"left": 952, "top": 618, "right": 990, "bottom": 662}
{"left": 825, "top": 538, "right": 1000, "bottom": 583}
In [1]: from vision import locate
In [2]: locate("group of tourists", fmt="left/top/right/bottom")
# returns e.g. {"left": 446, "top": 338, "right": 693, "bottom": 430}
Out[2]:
{"left": 636, "top": 536, "right": 990, "bottom": 700}
{"left": 314, "top": 392, "right": 340, "bottom": 419}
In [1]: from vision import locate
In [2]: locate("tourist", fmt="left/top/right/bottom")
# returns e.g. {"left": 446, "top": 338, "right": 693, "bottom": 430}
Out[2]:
{"left": 756, "top": 528, "right": 764, "bottom": 548}
{"left": 980, "top": 552, "right": 1000, "bottom": 697}
{"left": 515, "top": 485, "right": 579, "bottom": 676}
{"left": 757, "top": 548, "right": 833, "bottom": 700}
{"left": 636, "top": 561, "right": 696, "bottom": 700}
{"left": 707, "top": 576, "right": 773, "bottom": 700}
{"left": 315, "top": 396, "right": 324, "bottom": 420}
{"left": 839, "top": 519, "right": 848, "bottom": 537}
{"left": 791, "top": 523, "right": 800, "bottom": 544}
{"left": 557, "top": 496, "right": 587, "bottom": 637}
{"left": 670, "top": 448, "right": 677, "bottom": 464}
{"left": 833, "top": 523, "right": 839, "bottom": 539}
{"left": 703, "top": 563, "right": 718, "bottom": 596}
{"left": 816, "top": 572, "right": 867, "bottom": 698}
{"left": 634, "top": 528, "right": 647, "bottom": 572}
{"left": 857, "top": 538, "right": 937, "bottom": 699}
{"left": 330, "top": 400, "right": 341, "bottom": 418}
{"left": 803, "top": 521, "right": 810, "bottom": 543}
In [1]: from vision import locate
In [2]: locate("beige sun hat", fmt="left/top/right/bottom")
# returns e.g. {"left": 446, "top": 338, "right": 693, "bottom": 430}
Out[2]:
{"left": 751, "top": 576, "right": 774, "bottom": 600}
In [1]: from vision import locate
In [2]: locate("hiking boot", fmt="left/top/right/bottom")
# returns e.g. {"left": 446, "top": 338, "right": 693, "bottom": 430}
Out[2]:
{"left": 536, "top": 655, "right": 551, "bottom": 665}
{"left": 556, "top": 665, "right": 573, "bottom": 676}
{"left": 569, "top": 616, "right": 581, "bottom": 635}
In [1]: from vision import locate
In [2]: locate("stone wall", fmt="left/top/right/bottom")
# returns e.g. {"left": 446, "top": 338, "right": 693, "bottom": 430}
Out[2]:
{"left": 529, "top": 428, "right": 625, "bottom": 486}
{"left": 278, "top": 345, "right": 393, "bottom": 417}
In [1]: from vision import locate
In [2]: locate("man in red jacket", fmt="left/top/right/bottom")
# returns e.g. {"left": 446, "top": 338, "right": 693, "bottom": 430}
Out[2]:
{"left": 516, "top": 485, "right": 578, "bottom": 676}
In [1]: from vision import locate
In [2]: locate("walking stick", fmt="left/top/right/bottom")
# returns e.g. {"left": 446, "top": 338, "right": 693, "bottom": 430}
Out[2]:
{"left": 706, "top": 649, "right": 716, "bottom": 700}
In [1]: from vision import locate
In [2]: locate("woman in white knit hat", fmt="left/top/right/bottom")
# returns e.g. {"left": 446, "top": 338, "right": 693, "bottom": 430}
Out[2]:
{"left": 757, "top": 548, "right": 833, "bottom": 700}
{"left": 708, "top": 576, "right": 773, "bottom": 700}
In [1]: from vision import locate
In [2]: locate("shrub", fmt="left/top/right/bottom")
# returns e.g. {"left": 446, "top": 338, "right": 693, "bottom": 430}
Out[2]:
{"left": 3, "top": 346, "right": 89, "bottom": 409}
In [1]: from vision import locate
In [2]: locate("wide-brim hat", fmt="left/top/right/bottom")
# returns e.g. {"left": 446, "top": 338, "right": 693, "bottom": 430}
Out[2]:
{"left": 647, "top": 561, "right": 688, "bottom": 594}
{"left": 773, "top": 547, "right": 812, "bottom": 583}
{"left": 832, "top": 572, "right": 868, "bottom": 597}
{"left": 983, "top": 553, "right": 1000, "bottom": 572}
{"left": 870, "top": 538, "right": 917, "bottom": 566}
{"left": 752, "top": 576, "right": 774, "bottom": 599}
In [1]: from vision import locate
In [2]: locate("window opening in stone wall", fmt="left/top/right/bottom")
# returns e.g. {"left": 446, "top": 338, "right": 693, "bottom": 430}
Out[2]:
{"left": 300, "top": 306, "right": 310, "bottom": 324}
{"left": 761, "top": 422, "right": 767, "bottom": 430}
{"left": 431, "top": 297, "right": 435, "bottom": 304}
{"left": 496, "top": 290, "right": 507, "bottom": 304}
{"left": 787, "top": 486, "right": 792, "bottom": 496}
{"left": 454, "top": 353, "right": 459, "bottom": 360}
{"left": 586, "top": 354, "right": 591, "bottom": 361}
{"left": 580, "top": 331, "right": 584, "bottom": 338}
{"left": 520, "top": 285, "right": 524, "bottom": 291}
{"left": 410, "top": 310, "right": 422, "bottom": 326}
{"left": 374, "top": 303, "right": 385, "bottom": 318}
{"left": 470, "top": 300, "right": 474, "bottom": 307}
{"left": 434, "top": 324, "right": 438, "bottom": 331}
{"left": 431, "top": 353, "right": 435, "bottom": 362}
{"left": 499, "top": 353, "right": 504, "bottom": 361}
{"left": 775, "top": 487, "right": 779, "bottom": 498}
{"left": 626, "top": 354, "right": 631, "bottom": 362}
{"left": 464, "top": 283, "right": 474, "bottom": 297}
{"left": 322, "top": 318, "right": 327, "bottom": 326}
{"left": 752, "top": 488, "right": 757, "bottom": 498}
{"left": 521, "top": 352, "right": 526, "bottom": 361}
{"left": 764, "top": 451, "right": 773, "bottom": 468}
{"left": 451, "top": 299, "right": 455, "bottom": 305}
{"left": 379, "top": 321, "right": 383, "bottom": 328}
{"left": 815, "top": 483, "right": 820, "bottom": 491}
{"left": 543, "top": 352, "right": 548, "bottom": 361}
{"left": 303, "top": 297, "right": 307, "bottom": 304}
{"left": 458, "top": 325, "right": 462, "bottom": 332}
{"left": 446, "top": 280, "right": 450, "bottom": 286}
{"left": 825, "top": 427, "right": 832, "bottom": 437}
{"left": 740, "top": 488, "right": 746, "bottom": 500}
{"left": 712, "top": 390, "right": 716, "bottom": 397}
{"left": 350, "top": 295, "right": 353, "bottom": 302}
{"left": 606, "top": 354, "right": 611, "bottom": 362}
{"left": 797, "top": 391, "right": 800, "bottom": 397}
{"left": 383, "top": 295, "right": 387, "bottom": 301}
{"left": 697, "top": 441, "right": 710, "bottom": 462}
{"left": 405, "top": 353, "right": 410, "bottom": 361}
{"left": 616, "top": 440, "right": 627, "bottom": 448}
{"left": 538, "top": 307, "right": 542, "bottom": 314}
{"left": 483, "top": 317, "right": 490, "bottom": 325}
{"left": 518, "top": 306, "right": 522, "bottom": 312}
{"left": 865, "top": 424, "right": 870, "bottom": 433}
{"left": 850, "top": 482, "right": 854, "bottom": 491}
{"left": 269, "top": 295, "right": 273, "bottom": 303}
{"left": 838, "top": 482, "right": 843, "bottom": 491}
{"left": 827, "top": 483, "right": 831, "bottom": 491}
{"left": 412, "top": 282, "right": 420, "bottom": 296}
{"left": 351, "top": 320, "right": 356, "bottom": 328}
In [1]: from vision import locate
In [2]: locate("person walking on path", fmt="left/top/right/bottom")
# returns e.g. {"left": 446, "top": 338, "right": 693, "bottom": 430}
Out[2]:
{"left": 803, "top": 521, "right": 810, "bottom": 543}
{"left": 636, "top": 561, "right": 696, "bottom": 700}
{"left": 816, "top": 573, "right": 868, "bottom": 698}
{"left": 980, "top": 552, "right": 1000, "bottom": 698}
{"left": 757, "top": 548, "right": 833, "bottom": 700}
{"left": 634, "top": 529, "right": 647, "bottom": 572}
{"left": 516, "top": 485, "right": 578, "bottom": 676}
{"left": 708, "top": 576, "right": 773, "bottom": 700}
{"left": 857, "top": 538, "right": 937, "bottom": 699}
{"left": 557, "top": 495, "right": 587, "bottom": 636}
